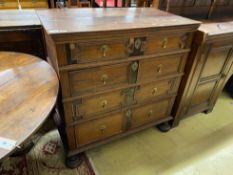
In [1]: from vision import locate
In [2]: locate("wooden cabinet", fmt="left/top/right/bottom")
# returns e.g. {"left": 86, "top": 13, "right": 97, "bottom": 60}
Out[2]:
{"left": 0, "top": 10, "right": 46, "bottom": 59}
{"left": 173, "top": 21, "right": 233, "bottom": 126}
{"left": 37, "top": 8, "right": 200, "bottom": 165}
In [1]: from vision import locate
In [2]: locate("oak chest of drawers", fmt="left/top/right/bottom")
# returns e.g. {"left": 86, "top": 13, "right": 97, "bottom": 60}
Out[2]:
{"left": 37, "top": 8, "right": 200, "bottom": 167}
{"left": 173, "top": 21, "right": 233, "bottom": 126}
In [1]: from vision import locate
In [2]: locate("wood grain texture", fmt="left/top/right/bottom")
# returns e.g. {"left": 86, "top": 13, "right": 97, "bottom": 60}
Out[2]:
{"left": 0, "top": 10, "right": 40, "bottom": 28}
{"left": 36, "top": 8, "right": 200, "bottom": 35}
{"left": 0, "top": 52, "right": 59, "bottom": 159}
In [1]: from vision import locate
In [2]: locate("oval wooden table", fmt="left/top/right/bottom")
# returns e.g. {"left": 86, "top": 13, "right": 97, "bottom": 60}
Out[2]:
{"left": 0, "top": 52, "right": 59, "bottom": 160}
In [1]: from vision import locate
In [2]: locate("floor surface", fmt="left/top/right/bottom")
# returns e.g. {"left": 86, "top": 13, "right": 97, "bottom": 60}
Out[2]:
{"left": 87, "top": 93, "right": 233, "bottom": 175}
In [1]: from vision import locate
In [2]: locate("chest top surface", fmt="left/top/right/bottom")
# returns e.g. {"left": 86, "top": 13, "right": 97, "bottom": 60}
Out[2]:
{"left": 0, "top": 10, "right": 41, "bottom": 28}
{"left": 36, "top": 8, "right": 200, "bottom": 35}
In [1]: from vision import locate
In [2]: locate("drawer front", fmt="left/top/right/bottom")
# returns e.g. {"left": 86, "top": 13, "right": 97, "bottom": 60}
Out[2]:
{"left": 69, "top": 89, "right": 124, "bottom": 120}
{"left": 75, "top": 113, "right": 123, "bottom": 146}
{"left": 135, "top": 79, "right": 175, "bottom": 103}
{"left": 138, "top": 55, "right": 184, "bottom": 83}
{"left": 69, "top": 62, "right": 136, "bottom": 96}
{"left": 145, "top": 35, "right": 187, "bottom": 55}
{"left": 130, "top": 99, "right": 171, "bottom": 128}
{"left": 67, "top": 38, "right": 130, "bottom": 64}
{"left": 0, "top": 0, "right": 18, "bottom": 9}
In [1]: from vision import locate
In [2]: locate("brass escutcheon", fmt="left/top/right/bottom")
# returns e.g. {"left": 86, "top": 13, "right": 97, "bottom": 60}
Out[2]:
{"left": 131, "top": 62, "right": 138, "bottom": 71}
{"left": 134, "top": 38, "right": 142, "bottom": 49}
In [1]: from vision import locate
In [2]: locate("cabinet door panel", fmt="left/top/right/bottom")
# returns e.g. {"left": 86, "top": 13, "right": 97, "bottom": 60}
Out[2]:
{"left": 201, "top": 46, "right": 232, "bottom": 78}
{"left": 190, "top": 81, "right": 217, "bottom": 107}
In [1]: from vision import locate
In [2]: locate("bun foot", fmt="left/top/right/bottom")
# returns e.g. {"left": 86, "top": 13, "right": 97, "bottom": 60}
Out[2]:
{"left": 65, "top": 154, "right": 83, "bottom": 168}
{"left": 204, "top": 108, "right": 213, "bottom": 114}
{"left": 157, "top": 122, "right": 171, "bottom": 132}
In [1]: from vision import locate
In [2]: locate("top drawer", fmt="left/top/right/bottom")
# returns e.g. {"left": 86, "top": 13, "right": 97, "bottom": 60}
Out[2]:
{"left": 63, "top": 34, "right": 189, "bottom": 66}
{"left": 67, "top": 38, "right": 130, "bottom": 64}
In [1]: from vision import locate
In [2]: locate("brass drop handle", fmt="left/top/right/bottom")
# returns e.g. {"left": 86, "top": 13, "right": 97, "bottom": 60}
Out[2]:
{"left": 99, "top": 124, "right": 107, "bottom": 134}
{"left": 156, "top": 64, "right": 163, "bottom": 74}
{"left": 162, "top": 37, "right": 168, "bottom": 49}
{"left": 101, "top": 100, "right": 108, "bottom": 108}
{"left": 179, "top": 41, "right": 185, "bottom": 49}
{"left": 126, "top": 38, "right": 135, "bottom": 55}
{"left": 100, "top": 44, "right": 109, "bottom": 57}
{"left": 101, "top": 74, "right": 108, "bottom": 85}
{"left": 152, "top": 87, "right": 158, "bottom": 96}
{"left": 148, "top": 110, "right": 153, "bottom": 118}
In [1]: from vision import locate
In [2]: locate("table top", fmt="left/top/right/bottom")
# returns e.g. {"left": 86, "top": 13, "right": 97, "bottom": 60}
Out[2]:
{"left": 36, "top": 8, "right": 200, "bottom": 35}
{"left": 0, "top": 10, "right": 40, "bottom": 29}
{"left": 0, "top": 52, "right": 58, "bottom": 159}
